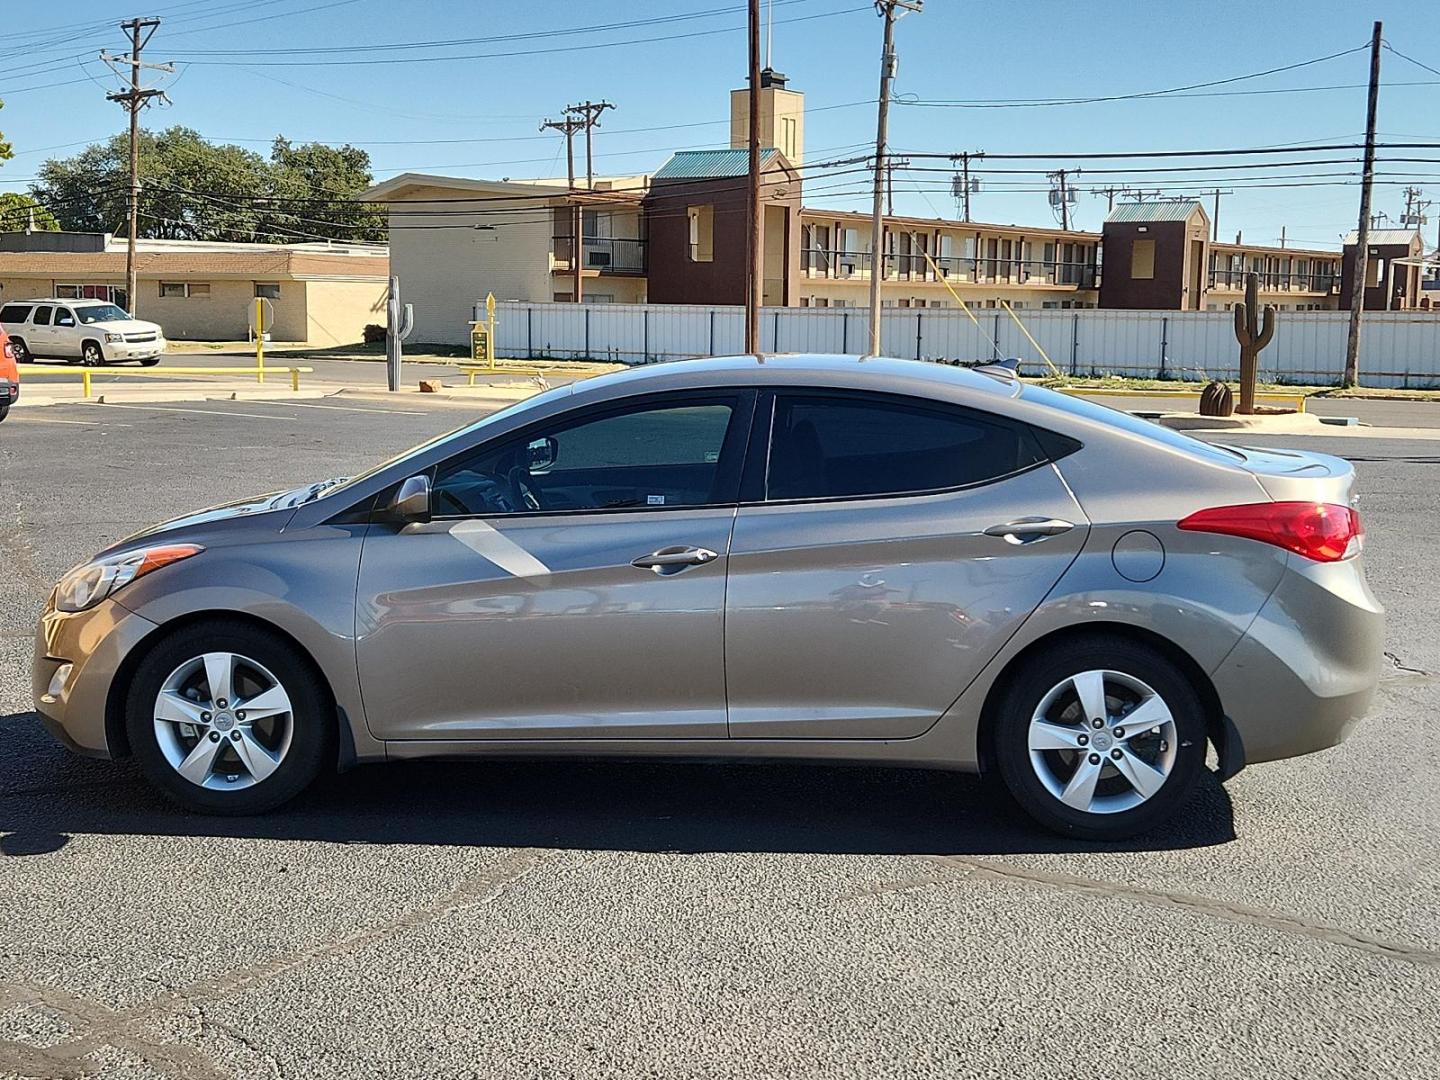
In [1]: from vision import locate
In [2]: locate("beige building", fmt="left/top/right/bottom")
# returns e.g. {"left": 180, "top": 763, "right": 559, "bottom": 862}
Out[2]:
{"left": 358, "top": 174, "right": 649, "bottom": 344}
{"left": 0, "top": 235, "right": 389, "bottom": 343}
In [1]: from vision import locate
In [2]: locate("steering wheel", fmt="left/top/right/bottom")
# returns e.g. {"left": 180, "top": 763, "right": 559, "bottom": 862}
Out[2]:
{"left": 508, "top": 468, "right": 542, "bottom": 512}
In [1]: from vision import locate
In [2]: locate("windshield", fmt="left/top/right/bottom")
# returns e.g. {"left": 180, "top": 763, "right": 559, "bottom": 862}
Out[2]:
{"left": 75, "top": 304, "right": 131, "bottom": 324}
{"left": 1020, "top": 382, "right": 1245, "bottom": 462}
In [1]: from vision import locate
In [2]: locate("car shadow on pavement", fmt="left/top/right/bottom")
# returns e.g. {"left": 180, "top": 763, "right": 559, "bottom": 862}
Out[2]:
{"left": 0, "top": 712, "right": 1235, "bottom": 857}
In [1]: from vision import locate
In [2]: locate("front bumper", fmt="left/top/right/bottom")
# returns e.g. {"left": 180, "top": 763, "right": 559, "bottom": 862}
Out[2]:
{"left": 33, "top": 598, "right": 160, "bottom": 758}
{"left": 1212, "top": 555, "right": 1384, "bottom": 765}
{"left": 102, "top": 339, "right": 165, "bottom": 362}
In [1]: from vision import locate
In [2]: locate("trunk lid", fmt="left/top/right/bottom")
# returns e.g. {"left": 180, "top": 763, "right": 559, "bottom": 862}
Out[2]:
{"left": 1222, "top": 444, "right": 1357, "bottom": 505}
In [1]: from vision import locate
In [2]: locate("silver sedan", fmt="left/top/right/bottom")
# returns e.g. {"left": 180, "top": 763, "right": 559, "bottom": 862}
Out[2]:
{"left": 32, "top": 355, "right": 1383, "bottom": 839}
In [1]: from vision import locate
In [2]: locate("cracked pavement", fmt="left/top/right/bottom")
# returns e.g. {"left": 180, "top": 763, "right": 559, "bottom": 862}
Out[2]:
{"left": 1, "top": 397, "right": 1437, "bottom": 1079}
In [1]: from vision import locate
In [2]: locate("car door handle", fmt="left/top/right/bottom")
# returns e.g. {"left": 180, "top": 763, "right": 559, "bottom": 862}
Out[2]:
{"left": 983, "top": 518, "right": 1075, "bottom": 544}
{"left": 631, "top": 546, "right": 719, "bottom": 571}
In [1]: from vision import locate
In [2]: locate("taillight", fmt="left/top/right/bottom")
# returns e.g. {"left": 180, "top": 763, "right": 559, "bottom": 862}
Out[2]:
{"left": 2, "top": 342, "right": 12, "bottom": 360}
{"left": 1178, "top": 501, "right": 1363, "bottom": 562}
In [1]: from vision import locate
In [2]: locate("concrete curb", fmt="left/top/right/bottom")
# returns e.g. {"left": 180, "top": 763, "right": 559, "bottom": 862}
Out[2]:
{"left": 1150, "top": 410, "right": 1440, "bottom": 441}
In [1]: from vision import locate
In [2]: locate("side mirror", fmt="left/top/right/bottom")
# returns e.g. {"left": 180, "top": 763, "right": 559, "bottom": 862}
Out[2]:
{"left": 526, "top": 435, "right": 559, "bottom": 473}
{"left": 386, "top": 474, "right": 432, "bottom": 524}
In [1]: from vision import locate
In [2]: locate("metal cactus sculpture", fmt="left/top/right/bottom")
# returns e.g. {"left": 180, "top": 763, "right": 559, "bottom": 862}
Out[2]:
{"left": 1233, "top": 271, "right": 1276, "bottom": 414}
{"left": 385, "top": 274, "right": 415, "bottom": 392}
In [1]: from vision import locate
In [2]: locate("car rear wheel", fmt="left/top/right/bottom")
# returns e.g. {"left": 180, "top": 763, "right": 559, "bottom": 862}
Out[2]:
{"left": 81, "top": 341, "right": 105, "bottom": 366}
{"left": 0, "top": 405, "right": 8, "bottom": 423}
{"left": 10, "top": 338, "right": 31, "bottom": 363}
{"left": 125, "top": 622, "right": 334, "bottom": 814}
{"left": 993, "top": 636, "right": 1207, "bottom": 840}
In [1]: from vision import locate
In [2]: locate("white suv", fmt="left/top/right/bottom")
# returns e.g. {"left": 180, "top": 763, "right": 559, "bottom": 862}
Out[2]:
{"left": 0, "top": 299, "right": 166, "bottom": 367}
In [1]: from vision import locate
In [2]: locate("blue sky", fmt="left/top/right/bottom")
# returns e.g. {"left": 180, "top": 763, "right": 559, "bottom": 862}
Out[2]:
{"left": 2, "top": 0, "right": 1438, "bottom": 250}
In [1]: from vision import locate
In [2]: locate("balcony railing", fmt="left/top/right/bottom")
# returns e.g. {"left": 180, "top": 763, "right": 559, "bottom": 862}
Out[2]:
{"left": 803, "top": 250, "right": 1097, "bottom": 289}
{"left": 553, "top": 235, "right": 647, "bottom": 274}
{"left": 1208, "top": 269, "right": 1338, "bottom": 293}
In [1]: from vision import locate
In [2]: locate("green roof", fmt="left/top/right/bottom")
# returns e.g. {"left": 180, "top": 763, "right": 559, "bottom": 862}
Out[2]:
{"left": 653, "top": 148, "right": 779, "bottom": 180}
{"left": 1106, "top": 200, "right": 1204, "bottom": 223}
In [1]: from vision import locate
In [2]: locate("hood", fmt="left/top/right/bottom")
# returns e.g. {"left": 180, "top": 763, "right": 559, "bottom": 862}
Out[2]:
{"left": 86, "top": 318, "right": 163, "bottom": 334}
{"left": 108, "top": 477, "right": 348, "bottom": 550}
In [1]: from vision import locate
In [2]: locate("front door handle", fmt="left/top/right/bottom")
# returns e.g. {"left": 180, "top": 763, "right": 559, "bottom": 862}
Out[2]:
{"left": 631, "top": 546, "right": 719, "bottom": 572}
{"left": 983, "top": 518, "right": 1075, "bottom": 544}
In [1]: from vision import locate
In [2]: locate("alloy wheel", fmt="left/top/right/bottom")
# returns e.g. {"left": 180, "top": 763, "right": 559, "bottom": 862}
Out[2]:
{"left": 153, "top": 652, "right": 295, "bottom": 790}
{"left": 82, "top": 343, "right": 105, "bottom": 366}
{"left": 1027, "top": 669, "right": 1178, "bottom": 815}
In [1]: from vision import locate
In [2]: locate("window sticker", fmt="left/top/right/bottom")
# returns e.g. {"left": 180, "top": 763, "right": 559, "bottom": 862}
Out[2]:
{"left": 647, "top": 494, "right": 666, "bottom": 506}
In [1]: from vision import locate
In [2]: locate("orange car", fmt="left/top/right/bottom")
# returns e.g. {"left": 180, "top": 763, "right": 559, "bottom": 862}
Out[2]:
{"left": 0, "top": 325, "right": 16, "bottom": 423}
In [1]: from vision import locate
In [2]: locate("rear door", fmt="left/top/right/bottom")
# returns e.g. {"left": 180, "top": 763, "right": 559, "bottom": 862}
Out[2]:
{"left": 26, "top": 306, "right": 55, "bottom": 356}
{"left": 724, "top": 389, "right": 1088, "bottom": 739}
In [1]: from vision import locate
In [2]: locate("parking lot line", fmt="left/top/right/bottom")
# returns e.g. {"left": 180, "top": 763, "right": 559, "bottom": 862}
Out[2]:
{"left": 252, "top": 399, "right": 430, "bottom": 415}
{"left": 5, "top": 414, "right": 106, "bottom": 426}
{"left": 86, "top": 402, "right": 295, "bottom": 421}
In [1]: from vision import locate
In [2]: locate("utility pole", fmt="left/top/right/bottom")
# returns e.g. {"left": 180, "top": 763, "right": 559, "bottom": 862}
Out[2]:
{"left": 867, "top": 0, "right": 922, "bottom": 356}
{"left": 564, "top": 100, "right": 615, "bottom": 190}
{"left": 100, "top": 18, "right": 171, "bottom": 315}
{"left": 1344, "top": 20, "right": 1382, "bottom": 389}
{"left": 1048, "top": 169, "right": 1077, "bottom": 231}
{"left": 951, "top": 150, "right": 982, "bottom": 221}
{"left": 1089, "top": 184, "right": 1132, "bottom": 213}
{"left": 541, "top": 113, "right": 586, "bottom": 302}
{"left": 1201, "top": 187, "right": 1234, "bottom": 241}
{"left": 746, "top": 0, "right": 762, "bottom": 353}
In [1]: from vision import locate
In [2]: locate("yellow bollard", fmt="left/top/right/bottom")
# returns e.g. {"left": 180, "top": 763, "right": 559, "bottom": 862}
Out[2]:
{"left": 290, "top": 367, "right": 299, "bottom": 392}
{"left": 82, "top": 369, "right": 92, "bottom": 399}
{"left": 485, "top": 292, "right": 497, "bottom": 371}
{"left": 254, "top": 298, "right": 266, "bottom": 385}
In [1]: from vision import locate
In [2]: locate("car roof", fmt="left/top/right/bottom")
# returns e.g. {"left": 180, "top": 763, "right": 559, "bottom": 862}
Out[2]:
{"left": 8, "top": 297, "right": 113, "bottom": 305}
{"left": 567, "top": 353, "right": 1023, "bottom": 403}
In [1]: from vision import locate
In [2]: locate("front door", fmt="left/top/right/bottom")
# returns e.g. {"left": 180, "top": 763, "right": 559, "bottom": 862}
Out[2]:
{"left": 356, "top": 391, "right": 754, "bottom": 741}
{"left": 725, "top": 390, "right": 1087, "bottom": 739}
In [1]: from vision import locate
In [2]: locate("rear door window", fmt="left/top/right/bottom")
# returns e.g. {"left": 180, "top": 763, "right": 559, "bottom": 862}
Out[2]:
{"left": 31, "top": 306, "right": 52, "bottom": 326}
{"left": 765, "top": 392, "right": 1047, "bottom": 502}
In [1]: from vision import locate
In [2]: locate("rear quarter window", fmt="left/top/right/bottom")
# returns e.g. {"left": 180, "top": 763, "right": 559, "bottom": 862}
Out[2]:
{"left": 1019, "top": 383, "right": 1244, "bottom": 463}
{"left": 0, "top": 305, "right": 33, "bottom": 324}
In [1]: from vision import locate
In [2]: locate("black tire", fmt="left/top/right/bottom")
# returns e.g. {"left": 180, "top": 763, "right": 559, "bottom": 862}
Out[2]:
{"left": 992, "top": 635, "right": 1207, "bottom": 841}
{"left": 125, "top": 620, "right": 334, "bottom": 814}
{"left": 10, "top": 338, "right": 31, "bottom": 363}
{"left": 81, "top": 341, "right": 106, "bottom": 367}
{"left": 0, "top": 405, "right": 8, "bottom": 423}
{"left": 139, "top": 355, "right": 162, "bottom": 367}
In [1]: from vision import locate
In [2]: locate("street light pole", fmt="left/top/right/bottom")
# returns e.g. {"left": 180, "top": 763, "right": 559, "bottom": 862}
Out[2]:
{"left": 1343, "top": 21, "right": 1383, "bottom": 388}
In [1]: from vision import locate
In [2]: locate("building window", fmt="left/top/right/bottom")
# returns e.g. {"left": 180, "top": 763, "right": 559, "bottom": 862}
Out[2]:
{"left": 159, "top": 282, "right": 209, "bottom": 298}
{"left": 255, "top": 283, "right": 281, "bottom": 299}
{"left": 1130, "top": 240, "right": 1156, "bottom": 280}
{"left": 687, "top": 205, "right": 714, "bottom": 263}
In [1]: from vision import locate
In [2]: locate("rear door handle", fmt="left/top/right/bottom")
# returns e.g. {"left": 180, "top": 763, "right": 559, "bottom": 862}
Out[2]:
{"left": 983, "top": 518, "right": 1075, "bottom": 544}
{"left": 631, "top": 546, "right": 719, "bottom": 571}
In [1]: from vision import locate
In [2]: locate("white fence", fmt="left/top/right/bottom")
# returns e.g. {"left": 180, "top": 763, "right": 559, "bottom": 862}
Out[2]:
{"left": 483, "top": 301, "right": 1440, "bottom": 389}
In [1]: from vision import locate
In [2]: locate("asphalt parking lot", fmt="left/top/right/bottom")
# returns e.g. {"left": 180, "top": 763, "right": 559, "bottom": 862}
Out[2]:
{"left": 1, "top": 395, "right": 1438, "bottom": 1079}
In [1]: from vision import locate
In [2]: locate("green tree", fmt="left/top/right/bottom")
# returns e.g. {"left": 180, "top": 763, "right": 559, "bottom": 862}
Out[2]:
{"left": 267, "top": 137, "right": 386, "bottom": 243}
{"left": 27, "top": 127, "right": 385, "bottom": 244}
{"left": 0, "top": 192, "right": 59, "bottom": 231}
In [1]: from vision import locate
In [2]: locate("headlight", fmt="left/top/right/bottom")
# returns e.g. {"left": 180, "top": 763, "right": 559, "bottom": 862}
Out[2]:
{"left": 103, "top": 332, "right": 124, "bottom": 343}
{"left": 53, "top": 544, "right": 203, "bottom": 613}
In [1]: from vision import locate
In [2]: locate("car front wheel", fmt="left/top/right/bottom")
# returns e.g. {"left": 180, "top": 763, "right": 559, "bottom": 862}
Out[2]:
{"left": 993, "top": 636, "right": 1207, "bottom": 840}
{"left": 81, "top": 341, "right": 106, "bottom": 366}
{"left": 125, "top": 621, "right": 334, "bottom": 814}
